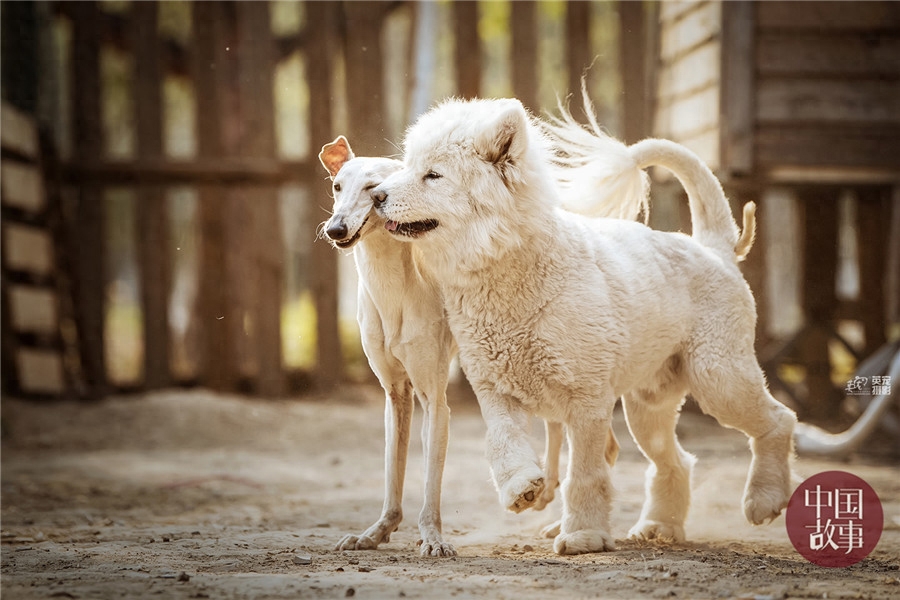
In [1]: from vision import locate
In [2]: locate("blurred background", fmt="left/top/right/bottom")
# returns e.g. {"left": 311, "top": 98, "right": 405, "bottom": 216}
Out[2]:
{"left": 1, "top": 0, "right": 898, "bottom": 439}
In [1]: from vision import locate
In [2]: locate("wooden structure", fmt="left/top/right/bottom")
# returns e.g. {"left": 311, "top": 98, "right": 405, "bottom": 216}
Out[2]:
{"left": 1, "top": 102, "right": 77, "bottom": 397}
{"left": 1, "top": 1, "right": 617, "bottom": 399}
{"left": 649, "top": 0, "right": 900, "bottom": 421}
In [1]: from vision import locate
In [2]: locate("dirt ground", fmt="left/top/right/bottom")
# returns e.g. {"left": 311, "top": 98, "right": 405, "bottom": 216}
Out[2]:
{"left": 2, "top": 387, "right": 898, "bottom": 600}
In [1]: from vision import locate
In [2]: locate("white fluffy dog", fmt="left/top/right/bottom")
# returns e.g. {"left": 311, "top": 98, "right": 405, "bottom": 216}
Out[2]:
{"left": 372, "top": 98, "right": 796, "bottom": 555}
{"left": 319, "top": 135, "right": 622, "bottom": 556}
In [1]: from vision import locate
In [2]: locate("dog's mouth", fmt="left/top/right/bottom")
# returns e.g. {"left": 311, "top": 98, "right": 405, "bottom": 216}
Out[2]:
{"left": 332, "top": 218, "right": 367, "bottom": 249}
{"left": 384, "top": 219, "right": 439, "bottom": 238}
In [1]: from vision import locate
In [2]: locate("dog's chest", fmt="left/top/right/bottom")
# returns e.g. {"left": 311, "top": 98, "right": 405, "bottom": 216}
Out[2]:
{"left": 445, "top": 284, "right": 577, "bottom": 409}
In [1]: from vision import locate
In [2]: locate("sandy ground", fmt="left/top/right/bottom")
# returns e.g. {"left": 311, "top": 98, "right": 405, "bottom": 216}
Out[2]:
{"left": 2, "top": 387, "right": 899, "bottom": 599}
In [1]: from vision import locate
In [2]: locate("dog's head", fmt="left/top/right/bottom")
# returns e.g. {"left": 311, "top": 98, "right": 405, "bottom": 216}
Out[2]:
{"left": 318, "top": 136, "right": 402, "bottom": 249}
{"left": 372, "top": 98, "right": 555, "bottom": 270}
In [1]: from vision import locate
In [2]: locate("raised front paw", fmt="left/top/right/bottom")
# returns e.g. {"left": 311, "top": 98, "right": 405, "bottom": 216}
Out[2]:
{"left": 499, "top": 467, "right": 546, "bottom": 513}
{"left": 553, "top": 528, "right": 615, "bottom": 555}
{"left": 628, "top": 519, "right": 685, "bottom": 543}
{"left": 743, "top": 484, "right": 790, "bottom": 525}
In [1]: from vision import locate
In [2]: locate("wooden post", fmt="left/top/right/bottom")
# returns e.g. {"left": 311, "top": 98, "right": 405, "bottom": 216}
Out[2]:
{"left": 342, "top": 1, "right": 389, "bottom": 156}
{"left": 131, "top": 0, "right": 172, "bottom": 389}
{"left": 798, "top": 186, "right": 841, "bottom": 421}
{"left": 618, "top": 0, "right": 647, "bottom": 144}
{"left": 454, "top": 0, "right": 482, "bottom": 100}
{"left": 510, "top": 0, "right": 537, "bottom": 112}
{"left": 235, "top": 1, "right": 284, "bottom": 396}
{"left": 192, "top": 1, "right": 238, "bottom": 392}
{"left": 306, "top": 0, "right": 343, "bottom": 389}
{"left": 733, "top": 186, "right": 769, "bottom": 350}
{"left": 70, "top": 1, "right": 107, "bottom": 397}
{"left": 855, "top": 187, "right": 889, "bottom": 355}
{"left": 565, "top": 1, "right": 592, "bottom": 101}
{"left": 720, "top": 0, "right": 755, "bottom": 176}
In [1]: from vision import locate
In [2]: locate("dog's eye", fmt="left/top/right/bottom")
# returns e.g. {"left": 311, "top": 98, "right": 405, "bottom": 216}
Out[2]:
{"left": 423, "top": 170, "right": 442, "bottom": 181}
{"left": 333, "top": 183, "right": 341, "bottom": 192}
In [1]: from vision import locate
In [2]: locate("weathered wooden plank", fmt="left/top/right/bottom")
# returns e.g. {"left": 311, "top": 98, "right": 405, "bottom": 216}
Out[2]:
{"left": 660, "top": 0, "right": 704, "bottom": 24}
{"left": 856, "top": 188, "right": 889, "bottom": 354}
{"left": 657, "top": 39, "right": 719, "bottom": 102}
{"left": 1, "top": 102, "right": 39, "bottom": 158}
{"left": 510, "top": 0, "right": 536, "bottom": 111}
{"left": 236, "top": 0, "right": 283, "bottom": 397}
{"left": 454, "top": 0, "right": 482, "bottom": 100}
{"left": 566, "top": 1, "right": 592, "bottom": 99}
{"left": 8, "top": 285, "right": 58, "bottom": 334}
{"left": 720, "top": 0, "right": 755, "bottom": 175}
{"left": 797, "top": 186, "right": 841, "bottom": 420}
{"left": 131, "top": 0, "right": 171, "bottom": 390}
{"left": 342, "top": 1, "right": 389, "bottom": 156}
{"left": 654, "top": 83, "right": 719, "bottom": 141}
{"left": 71, "top": 0, "right": 107, "bottom": 396}
{"left": 676, "top": 126, "right": 720, "bottom": 172}
{"left": 757, "top": 80, "right": 900, "bottom": 124}
{"left": 16, "top": 348, "right": 65, "bottom": 394}
{"left": 756, "top": 125, "right": 900, "bottom": 171}
{"left": 757, "top": 1, "right": 900, "bottom": 31}
{"left": 2, "top": 223, "right": 54, "bottom": 275}
{"left": 1, "top": 162, "right": 45, "bottom": 212}
{"left": 660, "top": 0, "right": 721, "bottom": 61}
{"left": 619, "top": 0, "right": 648, "bottom": 144}
{"left": 192, "top": 1, "right": 239, "bottom": 392}
{"left": 306, "top": 0, "right": 342, "bottom": 389}
{"left": 756, "top": 32, "right": 900, "bottom": 77}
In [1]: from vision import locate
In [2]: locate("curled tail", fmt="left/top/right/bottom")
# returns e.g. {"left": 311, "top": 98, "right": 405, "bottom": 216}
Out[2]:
{"left": 542, "top": 86, "right": 650, "bottom": 222}
{"left": 629, "top": 139, "right": 755, "bottom": 261}
{"left": 543, "top": 85, "right": 755, "bottom": 261}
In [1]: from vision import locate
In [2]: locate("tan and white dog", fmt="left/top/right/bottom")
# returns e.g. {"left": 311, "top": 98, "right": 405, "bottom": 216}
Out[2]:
{"left": 372, "top": 98, "right": 796, "bottom": 555}
{"left": 319, "top": 135, "right": 622, "bottom": 556}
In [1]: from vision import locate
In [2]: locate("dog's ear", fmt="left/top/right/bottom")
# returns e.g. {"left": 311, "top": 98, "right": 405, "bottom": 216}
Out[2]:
{"left": 475, "top": 99, "right": 529, "bottom": 178}
{"left": 319, "top": 135, "right": 355, "bottom": 177}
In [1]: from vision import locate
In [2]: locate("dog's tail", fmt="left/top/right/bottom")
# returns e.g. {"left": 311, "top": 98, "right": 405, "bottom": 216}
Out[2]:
{"left": 542, "top": 89, "right": 650, "bottom": 222}
{"left": 629, "top": 139, "right": 755, "bottom": 261}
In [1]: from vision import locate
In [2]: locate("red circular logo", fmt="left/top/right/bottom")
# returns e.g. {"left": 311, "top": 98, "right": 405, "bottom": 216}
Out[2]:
{"left": 785, "top": 471, "right": 883, "bottom": 567}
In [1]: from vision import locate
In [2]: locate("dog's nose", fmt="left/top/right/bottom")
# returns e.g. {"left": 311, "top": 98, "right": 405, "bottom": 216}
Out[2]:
{"left": 326, "top": 221, "right": 348, "bottom": 240}
{"left": 372, "top": 188, "right": 387, "bottom": 208}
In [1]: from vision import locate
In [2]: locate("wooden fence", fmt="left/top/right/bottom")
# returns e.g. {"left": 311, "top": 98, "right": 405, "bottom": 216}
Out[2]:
{"left": 2, "top": 1, "right": 634, "bottom": 398}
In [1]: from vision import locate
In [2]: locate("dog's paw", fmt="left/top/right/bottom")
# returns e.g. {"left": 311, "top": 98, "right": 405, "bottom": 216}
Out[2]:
{"left": 553, "top": 529, "right": 615, "bottom": 555}
{"left": 540, "top": 519, "right": 561, "bottom": 539}
{"left": 743, "top": 485, "right": 790, "bottom": 525}
{"left": 532, "top": 478, "right": 559, "bottom": 511}
{"left": 628, "top": 520, "right": 685, "bottom": 543}
{"left": 335, "top": 533, "right": 381, "bottom": 551}
{"left": 418, "top": 537, "right": 457, "bottom": 558}
{"left": 499, "top": 467, "right": 545, "bottom": 513}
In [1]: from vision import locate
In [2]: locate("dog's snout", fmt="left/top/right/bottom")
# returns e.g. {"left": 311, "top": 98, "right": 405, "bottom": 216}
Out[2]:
{"left": 326, "top": 221, "right": 348, "bottom": 240}
{"left": 372, "top": 188, "right": 387, "bottom": 208}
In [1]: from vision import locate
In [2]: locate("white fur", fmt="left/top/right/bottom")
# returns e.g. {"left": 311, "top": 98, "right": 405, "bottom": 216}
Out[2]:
{"left": 373, "top": 98, "right": 796, "bottom": 555}
{"left": 320, "top": 137, "right": 456, "bottom": 557}
{"left": 319, "top": 133, "right": 624, "bottom": 555}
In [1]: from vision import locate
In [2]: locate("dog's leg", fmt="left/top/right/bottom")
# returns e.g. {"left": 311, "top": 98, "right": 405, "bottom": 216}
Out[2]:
{"left": 622, "top": 388, "right": 695, "bottom": 542}
{"left": 478, "top": 392, "right": 545, "bottom": 513}
{"left": 534, "top": 420, "right": 563, "bottom": 511}
{"left": 688, "top": 354, "right": 796, "bottom": 526}
{"left": 553, "top": 410, "right": 616, "bottom": 555}
{"left": 335, "top": 380, "right": 413, "bottom": 551}
{"left": 413, "top": 385, "right": 457, "bottom": 557}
